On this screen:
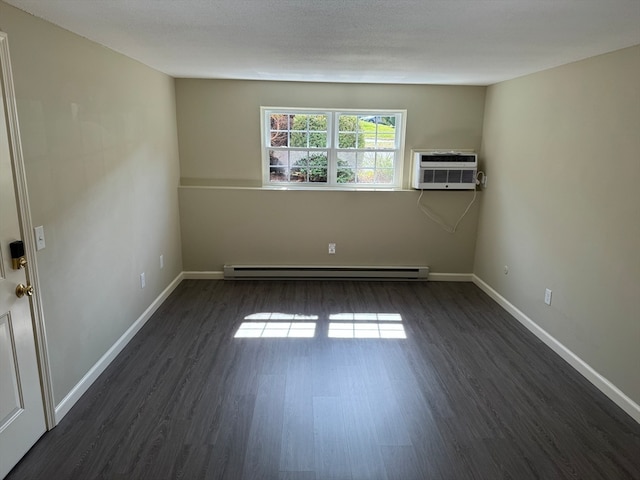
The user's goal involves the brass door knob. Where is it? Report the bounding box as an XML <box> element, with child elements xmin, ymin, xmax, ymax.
<box><xmin>15</xmin><ymin>283</ymin><xmax>34</xmax><ymax>298</ymax></box>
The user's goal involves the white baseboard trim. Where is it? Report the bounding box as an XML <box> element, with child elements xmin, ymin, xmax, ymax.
<box><xmin>472</xmin><ymin>274</ymin><xmax>640</xmax><ymax>424</ymax></box>
<box><xmin>54</xmin><ymin>272</ymin><xmax>185</xmax><ymax>423</ymax></box>
<box><xmin>183</xmin><ymin>270</ymin><xmax>224</xmax><ymax>280</ymax></box>
<box><xmin>182</xmin><ymin>271</ymin><xmax>472</xmax><ymax>282</ymax></box>
<box><xmin>428</xmin><ymin>273</ymin><xmax>473</xmax><ymax>282</ymax></box>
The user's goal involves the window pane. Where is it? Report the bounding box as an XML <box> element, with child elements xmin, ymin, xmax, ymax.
<box><xmin>337</xmin><ymin>152</ymin><xmax>355</xmax><ymax>183</ymax></box>
<box><xmin>339</xmin><ymin>115</ymin><xmax>366</xmax><ymax>148</ymax></box>
<box><xmin>376</xmin><ymin>153</ymin><xmax>394</xmax><ymax>169</ymax></box>
<box><xmin>308</xmin><ymin>152</ymin><xmax>328</xmax><ymax>183</ymax></box>
<box><xmin>360</xmin><ymin>122</ymin><xmax>377</xmax><ymax>149</ymax></box>
<box><xmin>270</xmin><ymin>167</ymin><xmax>287</xmax><ymax>182</ymax></box>
<box><xmin>338</xmin><ymin>115</ymin><xmax>358</xmax><ymax>132</ymax></box>
<box><xmin>375</xmin><ymin>169</ymin><xmax>394</xmax><ymax>184</ymax></box>
<box><xmin>308</xmin><ymin>114</ymin><xmax>327</xmax><ymax>130</ymax></box>
<box><xmin>309</xmin><ymin>169</ymin><xmax>327</xmax><ymax>183</ymax></box>
<box><xmin>270</xmin><ymin>130</ymin><xmax>288</xmax><ymax>147</ymax></box>
<box><xmin>308</xmin><ymin>152</ymin><xmax>328</xmax><ymax>167</ymax></box>
<box><xmin>291</xmin><ymin>114</ymin><xmax>308</xmax><ymax>130</ymax></box>
<box><xmin>270</xmin><ymin>114</ymin><xmax>291</xmax><ymax>147</ymax></box>
<box><xmin>337</xmin><ymin>152</ymin><xmax>356</xmax><ymax>168</ymax></box>
<box><xmin>357</xmin><ymin>169</ymin><xmax>375</xmax><ymax>183</ymax></box>
<box><xmin>270</xmin><ymin>113</ymin><xmax>283</xmax><ymax>129</ymax></box>
<box><xmin>309</xmin><ymin>132</ymin><xmax>327</xmax><ymax>148</ymax></box>
<box><xmin>288</xmin><ymin>114</ymin><xmax>329</xmax><ymax>148</ymax></box>
<box><xmin>379</xmin><ymin>116</ymin><xmax>396</xmax><ymax>127</ymax></box>
<box><xmin>290</xmin><ymin>167</ymin><xmax>307</xmax><ymax>182</ymax></box>
<box><xmin>290</xmin><ymin>150</ymin><xmax>307</xmax><ymax>166</ymax></box>
<box><xmin>270</xmin><ymin>150</ymin><xmax>289</xmax><ymax>167</ymax></box>
<box><xmin>339</xmin><ymin>133</ymin><xmax>357</xmax><ymax>149</ymax></box>
<box><xmin>351</xmin><ymin>116</ymin><xmax>397</xmax><ymax>150</ymax></box>
<box><xmin>358</xmin><ymin>152</ymin><xmax>375</xmax><ymax>168</ymax></box>
<box><xmin>337</xmin><ymin>169</ymin><xmax>355</xmax><ymax>183</ymax></box>
<box><xmin>290</xmin><ymin>131</ymin><xmax>307</xmax><ymax>147</ymax></box>
<box><xmin>376</xmin><ymin>132</ymin><xmax>396</xmax><ymax>149</ymax></box>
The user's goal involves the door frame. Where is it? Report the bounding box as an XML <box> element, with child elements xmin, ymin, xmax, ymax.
<box><xmin>1</xmin><ymin>30</ymin><xmax>56</xmax><ymax>430</ymax></box>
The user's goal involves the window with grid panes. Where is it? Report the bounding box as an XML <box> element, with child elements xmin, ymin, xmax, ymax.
<box><xmin>262</xmin><ymin>108</ymin><xmax>405</xmax><ymax>188</ymax></box>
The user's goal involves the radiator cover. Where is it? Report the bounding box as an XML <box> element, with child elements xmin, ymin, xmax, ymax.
<box><xmin>223</xmin><ymin>265</ymin><xmax>430</xmax><ymax>281</ymax></box>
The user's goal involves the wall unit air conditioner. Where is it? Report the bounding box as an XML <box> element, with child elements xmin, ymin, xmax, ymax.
<box><xmin>412</xmin><ymin>151</ymin><xmax>477</xmax><ymax>190</ymax></box>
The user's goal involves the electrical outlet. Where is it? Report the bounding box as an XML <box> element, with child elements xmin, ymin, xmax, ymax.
<box><xmin>481</xmin><ymin>175</ymin><xmax>488</xmax><ymax>188</ymax></box>
<box><xmin>160</xmin><ymin>254</ymin><xmax>164</xmax><ymax>269</ymax></box>
<box><xmin>140</xmin><ymin>272</ymin><xmax>146</xmax><ymax>289</ymax></box>
<box><xmin>544</xmin><ymin>288</ymin><xmax>552</xmax><ymax>305</ymax></box>
<box><xmin>328</xmin><ymin>243</ymin><xmax>336</xmax><ymax>254</ymax></box>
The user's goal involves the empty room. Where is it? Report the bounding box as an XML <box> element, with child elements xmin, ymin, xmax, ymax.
<box><xmin>0</xmin><ymin>1</ymin><xmax>639</xmax><ymax>479</ymax></box>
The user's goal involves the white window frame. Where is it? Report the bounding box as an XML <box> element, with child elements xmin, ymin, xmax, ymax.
<box><xmin>261</xmin><ymin>107</ymin><xmax>406</xmax><ymax>189</ymax></box>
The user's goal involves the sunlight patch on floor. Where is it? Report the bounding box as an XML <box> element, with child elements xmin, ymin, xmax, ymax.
<box><xmin>235</xmin><ymin>312</ymin><xmax>406</xmax><ymax>339</ymax></box>
<box><xmin>328</xmin><ymin>322</ymin><xmax>406</xmax><ymax>339</ymax></box>
<box><xmin>234</xmin><ymin>321</ymin><xmax>316</xmax><ymax>338</ymax></box>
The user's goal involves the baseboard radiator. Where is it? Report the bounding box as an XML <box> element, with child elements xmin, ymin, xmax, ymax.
<box><xmin>223</xmin><ymin>265</ymin><xmax>429</xmax><ymax>281</ymax></box>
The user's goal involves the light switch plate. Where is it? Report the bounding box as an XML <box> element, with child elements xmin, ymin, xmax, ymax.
<box><xmin>34</xmin><ymin>225</ymin><xmax>46</xmax><ymax>250</ymax></box>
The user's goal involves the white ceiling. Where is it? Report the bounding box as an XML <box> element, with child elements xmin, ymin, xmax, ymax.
<box><xmin>5</xmin><ymin>0</ymin><xmax>640</xmax><ymax>85</ymax></box>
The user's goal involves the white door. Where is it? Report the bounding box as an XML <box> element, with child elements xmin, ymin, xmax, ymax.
<box><xmin>0</xmin><ymin>35</ymin><xmax>46</xmax><ymax>478</ymax></box>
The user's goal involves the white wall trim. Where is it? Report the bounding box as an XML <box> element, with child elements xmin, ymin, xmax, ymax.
<box><xmin>183</xmin><ymin>270</ymin><xmax>225</xmax><ymax>280</ymax></box>
<box><xmin>472</xmin><ymin>274</ymin><xmax>640</xmax><ymax>424</ymax></box>
<box><xmin>428</xmin><ymin>273</ymin><xmax>473</xmax><ymax>282</ymax></box>
<box><xmin>54</xmin><ymin>272</ymin><xmax>185</xmax><ymax>423</ymax></box>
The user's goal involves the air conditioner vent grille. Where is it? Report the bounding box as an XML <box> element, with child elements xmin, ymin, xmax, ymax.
<box><xmin>421</xmin><ymin>168</ymin><xmax>476</xmax><ymax>185</ymax></box>
<box><xmin>461</xmin><ymin>169</ymin><xmax>475</xmax><ymax>183</ymax></box>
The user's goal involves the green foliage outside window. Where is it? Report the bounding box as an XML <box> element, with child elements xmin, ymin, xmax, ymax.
<box><xmin>288</xmin><ymin>153</ymin><xmax>355</xmax><ymax>183</ymax></box>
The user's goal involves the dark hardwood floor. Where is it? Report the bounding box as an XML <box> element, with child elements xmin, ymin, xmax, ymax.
<box><xmin>6</xmin><ymin>280</ymin><xmax>640</xmax><ymax>479</ymax></box>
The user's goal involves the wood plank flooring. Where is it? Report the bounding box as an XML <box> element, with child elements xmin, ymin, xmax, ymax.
<box><xmin>6</xmin><ymin>280</ymin><xmax>640</xmax><ymax>479</ymax></box>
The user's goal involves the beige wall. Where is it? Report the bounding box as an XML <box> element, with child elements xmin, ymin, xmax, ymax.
<box><xmin>0</xmin><ymin>3</ymin><xmax>183</xmax><ymax>404</ymax></box>
<box><xmin>176</xmin><ymin>79</ymin><xmax>486</xmax><ymax>272</ymax></box>
<box><xmin>474</xmin><ymin>46</ymin><xmax>640</xmax><ymax>405</ymax></box>
<box><xmin>179</xmin><ymin>187</ymin><xmax>480</xmax><ymax>271</ymax></box>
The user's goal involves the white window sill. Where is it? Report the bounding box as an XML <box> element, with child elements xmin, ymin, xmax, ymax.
<box><xmin>261</xmin><ymin>185</ymin><xmax>404</xmax><ymax>192</ymax></box>
<box><xmin>179</xmin><ymin>184</ymin><xmax>411</xmax><ymax>192</ymax></box>
<box><xmin>179</xmin><ymin>178</ymin><xmax>413</xmax><ymax>191</ymax></box>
